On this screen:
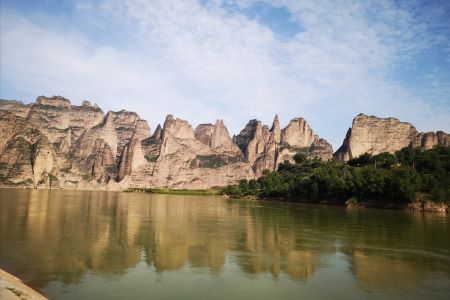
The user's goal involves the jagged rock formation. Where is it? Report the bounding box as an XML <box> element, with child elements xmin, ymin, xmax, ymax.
<box><xmin>236</xmin><ymin>115</ymin><xmax>333</xmax><ymax>176</ymax></box>
<box><xmin>0</xmin><ymin>97</ymin><xmax>150</xmax><ymax>189</ymax></box>
<box><xmin>71</xmin><ymin>110</ymin><xmax>151</xmax><ymax>183</ymax></box>
<box><xmin>334</xmin><ymin>114</ymin><xmax>450</xmax><ymax>161</ymax></box>
<box><xmin>195</xmin><ymin>119</ymin><xmax>242</xmax><ymax>154</ymax></box>
<box><xmin>0</xmin><ymin>99</ymin><xmax>31</xmax><ymax>118</ymax></box>
<box><xmin>0</xmin><ymin>111</ymin><xmax>81</xmax><ymax>188</ymax></box>
<box><xmin>0</xmin><ymin>95</ymin><xmax>335</xmax><ymax>189</ymax></box>
<box><xmin>133</xmin><ymin>115</ymin><xmax>252</xmax><ymax>189</ymax></box>
<box><xmin>26</xmin><ymin>96</ymin><xmax>105</xmax><ymax>153</ymax></box>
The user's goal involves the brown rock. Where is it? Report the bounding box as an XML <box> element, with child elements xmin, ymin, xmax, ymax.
<box><xmin>73</xmin><ymin>110</ymin><xmax>151</xmax><ymax>183</ymax></box>
<box><xmin>130</xmin><ymin>115</ymin><xmax>253</xmax><ymax>189</ymax></box>
<box><xmin>194</xmin><ymin>123</ymin><xmax>214</xmax><ymax>146</ymax></box>
<box><xmin>334</xmin><ymin>114</ymin><xmax>449</xmax><ymax>160</ymax></box>
<box><xmin>236</xmin><ymin>115</ymin><xmax>333</xmax><ymax>176</ymax></box>
<box><xmin>281</xmin><ymin>117</ymin><xmax>316</xmax><ymax>148</ymax></box>
<box><xmin>195</xmin><ymin>120</ymin><xmax>242</xmax><ymax>155</ymax></box>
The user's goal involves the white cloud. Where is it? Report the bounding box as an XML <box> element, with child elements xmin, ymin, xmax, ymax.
<box><xmin>1</xmin><ymin>0</ymin><xmax>449</xmax><ymax>149</ymax></box>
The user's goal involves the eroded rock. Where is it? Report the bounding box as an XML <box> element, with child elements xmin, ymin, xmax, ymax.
<box><xmin>334</xmin><ymin>114</ymin><xmax>449</xmax><ymax>161</ymax></box>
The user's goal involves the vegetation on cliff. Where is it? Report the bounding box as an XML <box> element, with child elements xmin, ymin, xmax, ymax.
<box><xmin>222</xmin><ymin>146</ymin><xmax>449</xmax><ymax>205</ymax></box>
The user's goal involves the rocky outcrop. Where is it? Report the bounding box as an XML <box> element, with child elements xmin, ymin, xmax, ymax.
<box><xmin>26</xmin><ymin>96</ymin><xmax>104</xmax><ymax>153</ymax></box>
<box><xmin>0</xmin><ymin>99</ymin><xmax>31</xmax><ymax>118</ymax></box>
<box><xmin>408</xmin><ymin>201</ymin><xmax>448</xmax><ymax>213</ymax></box>
<box><xmin>72</xmin><ymin>110</ymin><xmax>151</xmax><ymax>183</ymax></box>
<box><xmin>334</xmin><ymin>114</ymin><xmax>449</xmax><ymax>161</ymax></box>
<box><xmin>118</xmin><ymin>119</ymin><xmax>151</xmax><ymax>181</ymax></box>
<box><xmin>7</xmin><ymin>96</ymin><xmax>448</xmax><ymax>190</ymax></box>
<box><xmin>0</xmin><ymin>111</ymin><xmax>81</xmax><ymax>188</ymax></box>
<box><xmin>0</xmin><ymin>95</ymin><xmax>335</xmax><ymax>189</ymax></box>
<box><xmin>236</xmin><ymin>115</ymin><xmax>333</xmax><ymax>176</ymax></box>
<box><xmin>133</xmin><ymin>115</ymin><xmax>252</xmax><ymax>189</ymax></box>
<box><xmin>195</xmin><ymin>119</ymin><xmax>242</xmax><ymax>155</ymax></box>
<box><xmin>281</xmin><ymin>117</ymin><xmax>316</xmax><ymax>148</ymax></box>
<box><xmin>412</xmin><ymin>131</ymin><xmax>449</xmax><ymax>150</ymax></box>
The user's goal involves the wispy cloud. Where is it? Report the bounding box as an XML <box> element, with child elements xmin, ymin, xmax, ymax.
<box><xmin>1</xmin><ymin>0</ymin><xmax>449</xmax><ymax>148</ymax></box>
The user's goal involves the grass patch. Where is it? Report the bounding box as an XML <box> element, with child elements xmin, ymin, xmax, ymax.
<box><xmin>124</xmin><ymin>188</ymin><xmax>221</xmax><ymax>196</ymax></box>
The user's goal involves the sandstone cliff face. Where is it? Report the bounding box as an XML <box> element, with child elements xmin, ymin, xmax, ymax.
<box><xmin>72</xmin><ymin>110</ymin><xmax>151</xmax><ymax>183</ymax></box>
<box><xmin>133</xmin><ymin>115</ymin><xmax>252</xmax><ymax>189</ymax></box>
<box><xmin>412</xmin><ymin>131</ymin><xmax>449</xmax><ymax>150</ymax></box>
<box><xmin>195</xmin><ymin>119</ymin><xmax>242</xmax><ymax>154</ymax></box>
<box><xmin>26</xmin><ymin>96</ymin><xmax>105</xmax><ymax>153</ymax></box>
<box><xmin>236</xmin><ymin>115</ymin><xmax>333</xmax><ymax>176</ymax></box>
<box><xmin>334</xmin><ymin>114</ymin><xmax>450</xmax><ymax>161</ymax></box>
<box><xmin>0</xmin><ymin>96</ymin><xmax>336</xmax><ymax>189</ymax></box>
<box><xmin>0</xmin><ymin>97</ymin><xmax>150</xmax><ymax>189</ymax></box>
<box><xmin>0</xmin><ymin>111</ymin><xmax>81</xmax><ymax>188</ymax></box>
<box><xmin>0</xmin><ymin>99</ymin><xmax>31</xmax><ymax>118</ymax></box>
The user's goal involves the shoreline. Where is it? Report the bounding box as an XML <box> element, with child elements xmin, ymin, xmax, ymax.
<box><xmin>0</xmin><ymin>187</ymin><xmax>447</xmax><ymax>213</ymax></box>
<box><xmin>123</xmin><ymin>188</ymin><xmax>221</xmax><ymax>196</ymax></box>
<box><xmin>226</xmin><ymin>195</ymin><xmax>449</xmax><ymax>214</ymax></box>
<box><xmin>0</xmin><ymin>269</ymin><xmax>47</xmax><ymax>300</ymax></box>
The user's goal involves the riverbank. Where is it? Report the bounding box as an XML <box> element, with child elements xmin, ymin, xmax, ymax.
<box><xmin>226</xmin><ymin>194</ymin><xmax>448</xmax><ymax>213</ymax></box>
<box><xmin>124</xmin><ymin>188</ymin><xmax>221</xmax><ymax>196</ymax></box>
<box><xmin>0</xmin><ymin>186</ymin><xmax>446</xmax><ymax>213</ymax></box>
<box><xmin>124</xmin><ymin>187</ymin><xmax>448</xmax><ymax>213</ymax></box>
<box><xmin>0</xmin><ymin>269</ymin><xmax>47</xmax><ymax>300</ymax></box>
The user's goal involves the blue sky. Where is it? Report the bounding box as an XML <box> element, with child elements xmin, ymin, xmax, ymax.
<box><xmin>1</xmin><ymin>0</ymin><xmax>449</xmax><ymax>149</ymax></box>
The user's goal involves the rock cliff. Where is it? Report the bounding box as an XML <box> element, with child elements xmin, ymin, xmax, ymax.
<box><xmin>0</xmin><ymin>110</ymin><xmax>82</xmax><ymax>188</ymax></box>
<box><xmin>1</xmin><ymin>95</ymin><xmax>334</xmax><ymax>189</ymax></box>
<box><xmin>334</xmin><ymin>114</ymin><xmax>450</xmax><ymax>161</ymax></box>
<box><xmin>1</xmin><ymin>97</ymin><xmax>259</xmax><ymax>189</ymax></box>
<box><xmin>236</xmin><ymin>115</ymin><xmax>333</xmax><ymax>176</ymax></box>
<box><xmin>133</xmin><ymin>115</ymin><xmax>252</xmax><ymax>189</ymax></box>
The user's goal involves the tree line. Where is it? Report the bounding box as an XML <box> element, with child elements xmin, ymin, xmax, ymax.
<box><xmin>222</xmin><ymin>146</ymin><xmax>450</xmax><ymax>205</ymax></box>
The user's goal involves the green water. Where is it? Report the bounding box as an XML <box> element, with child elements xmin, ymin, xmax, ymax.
<box><xmin>0</xmin><ymin>189</ymin><xmax>449</xmax><ymax>299</ymax></box>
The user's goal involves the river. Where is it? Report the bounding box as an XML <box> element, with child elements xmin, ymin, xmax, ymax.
<box><xmin>0</xmin><ymin>189</ymin><xmax>449</xmax><ymax>299</ymax></box>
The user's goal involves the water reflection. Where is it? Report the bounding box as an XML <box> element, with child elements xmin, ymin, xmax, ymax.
<box><xmin>0</xmin><ymin>189</ymin><xmax>449</xmax><ymax>295</ymax></box>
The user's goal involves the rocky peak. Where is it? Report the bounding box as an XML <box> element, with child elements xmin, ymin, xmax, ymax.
<box><xmin>117</xmin><ymin>119</ymin><xmax>151</xmax><ymax>181</ymax></box>
<box><xmin>235</xmin><ymin>116</ymin><xmax>333</xmax><ymax>175</ymax></box>
<box><xmin>270</xmin><ymin>114</ymin><xmax>281</xmax><ymax>143</ymax></box>
<box><xmin>194</xmin><ymin>120</ymin><xmax>240</xmax><ymax>154</ymax></box>
<box><xmin>82</xmin><ymin>100</ymin><xmax>92</xmax><ymax>107</ymax></box>
<box><xmin>159</xmin><ymin>115</ymin><xmax>203</xmax><ymax>156</ymax></box>
<box><xmin>194</xmin><ymin>123</ymin><xmax>214</xmax><ymax>146</ymax></box>
<box><xmin>36</xmin><ymin>95</ymin><xmax>71</xmax><ymax>108</ymax></box>
<box><xmin>333</xmin><ymin>113</ymin><xmax>448</xmax><ymax>161</ymax></box>
<box><xmin>0</xmin><ymin>99</ymin><xmax>23</xmax><ymax>109</ymax></box>
<box><xmin>104</xmin><ymin>110</ymin><xmax>140</xmax><ymax>126</ymax></box>
<box><xmin>0</xmin><ymin>99</ymin><xmax>31</xmax><ymax>119</ymax></box>
<box><xmin>236</xmin><ymin>120</ymin><xmax>270</xmax><ymax>164</ymax></box>
<box><xmin>152</xmin><ymin>124</ymin><xmax>163</xmax><ymax>141</ymax></box>
<box><xmin>211</xmin><ymin>119</ymin><xmax>241</xmax><ymax>153</ymax></box>
<box><xmin>281</xmin><ymin>117</ymin><xmax>316</xmax><ymax>148</ymax></box>
<box><xmin>412</xmin><ymin>131</ymin><xmax>449</xmax><ymax>150</ymax></box>
<box><xmin>162</xmin><ymin>114</ymin><xmax>195</xmax><ymax>140</ymax></box>
<box><xmin>235</xmin><ymin>119</ymin><xmax>261</xmax><ymax>154</ymax></box>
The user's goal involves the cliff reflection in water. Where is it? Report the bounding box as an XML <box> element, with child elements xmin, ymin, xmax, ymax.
<box><xmin>1</xmin><ymin>189</ymin><xmax>449</xmax><ymax>294</ymax></box>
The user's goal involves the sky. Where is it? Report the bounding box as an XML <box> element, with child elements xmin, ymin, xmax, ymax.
<box><xmin>1</xmin><ymin>0</ymin><xmax>449</xmax><ymax>149</ymax></box>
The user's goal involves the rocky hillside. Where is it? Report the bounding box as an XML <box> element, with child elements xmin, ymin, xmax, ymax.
<box><xmin>334</xmin><ymin>114</ymin><xmax>449</xmax><ymax>161</ymax></box>
<box><xmin>0</xmin><ymin>96</ymin><xmax>333</xmax><ymax>189</ymax></box>
<box><xmin>2</xmin><ymin>97</ymin><xmax>446</xmax><ymax>189</ymax></box>
<box><xmin>235</xmin><ymin>115</ymin><xmax>333</xmax><ymax>177</ymax></box>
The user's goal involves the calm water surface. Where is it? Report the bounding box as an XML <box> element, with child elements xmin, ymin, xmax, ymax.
<box><xmin>0</xmin><ymin>189</ymin><xmax>449</xmax><ymax>299</ymax></box>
